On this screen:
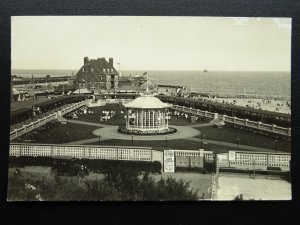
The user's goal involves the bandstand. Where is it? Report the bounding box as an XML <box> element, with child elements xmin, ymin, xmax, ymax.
<box><xmin>123</xmin><ymin>94</ymin><xmax>172</xmax><ymax>133</ymax></box>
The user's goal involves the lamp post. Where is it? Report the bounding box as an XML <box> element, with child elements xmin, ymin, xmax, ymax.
<box><xmin>131</xmin><ymin>135</ymin><xmax>134</xmax><ymax>146</ymax></box>
<box><xmin>66</xmin><ymin>131</ymin><xmax>69</xmax><ymax>143</ymax></box>
<box><xmin>200</xmin><ymin>133</ymin><xmax>205</xmax><ymax>149</ymax></box>
<box><xmin>274</xmin><ymin>139</ymin><xmax>278</xmax><ymax>151</ymax></box>
<box><xmin>99</xmin><ymin>133</ymin><xmax>101</xmax><ymax>143</ymax></box>
<box><xmin>236</xmin><ymin>138</ymin><xmax>240</xmax><ymax>151</ymax></box>
<box><xmin>165</xmin><ymin>134</ymin><xmax>168</xmax><ymax>148</ymax></box>
<box><xmin>253</xmin><ymin>159</ymin><xmax>256</xmax><ymax>179</ymax></box>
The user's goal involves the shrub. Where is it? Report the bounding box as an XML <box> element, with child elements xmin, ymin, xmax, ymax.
<box><xmin>7</xmin><ymin>168</ymin><xmax>198</xmax><ymax>201</ymax></box>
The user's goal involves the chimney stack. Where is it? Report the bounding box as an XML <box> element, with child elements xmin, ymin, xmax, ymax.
<box><xmin>109</xmin><ymin>57</ymin><xmax>113</xmax><ymax>67</ymax></box>
<box><xmin>84</xmin><ymin>57</ymin><xmax>89</xmax><ymax>65</ymax></box>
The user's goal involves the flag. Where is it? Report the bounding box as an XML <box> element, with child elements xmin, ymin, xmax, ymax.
<box><xmin>143</xmin><ymin>72</ymin><xmax>147</xmax><ymax>76</ymax></box>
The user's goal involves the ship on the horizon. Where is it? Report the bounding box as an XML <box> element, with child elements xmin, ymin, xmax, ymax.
<box><xmin>203</xmin><ymin>69</ymin><xmax>208</xmax><ymax>72</ymax></box>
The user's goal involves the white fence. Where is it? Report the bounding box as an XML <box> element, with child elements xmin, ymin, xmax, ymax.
<box><xmin>173</xmin><ymin>105</ymin><xmax>215</xmax><ymax>119</ymax></box>
<box><xmin>9</xmin><ymin>142</ymin><xmax>291</xmax><ymax>173</ymax></box>
<box><xmin>9</xmin><ymin>143</ymin><xmax>163</xmax><ymax>163</ymax></box>
<box><xmin>172</xmin><ymin>105</ymin><xmax>291</xmax><ymax>137</ymax></box>
<box><xmin>10</xmin><ymin>101</ymin><xmax>86</xmax><ymax>141</ymax></box>
<box><xmin>218</xmin><ymin>151</ymin><xmax>291</xmax><ymax>172</ymax></box>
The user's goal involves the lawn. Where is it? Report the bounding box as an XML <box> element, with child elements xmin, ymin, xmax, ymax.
<box><xmin>87</xmin><ymin>139</ymin><xmax>236</xmax><ymax>153</ymax></box>
<box><xmin>194</xmin><ymin>126</ymin><xmax>291</xmax><ymax>152</ymax></box>
<box><xmin>32</xmin><ymin>122</ymin><xmax>98</xmax><ymax>144</ymax></box>
<box><xmin>66</xmin><ymin>105</ymin><xmax>126</xmax><ymax>125</ymax></box>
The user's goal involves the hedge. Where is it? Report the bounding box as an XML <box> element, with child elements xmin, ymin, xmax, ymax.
<box><xmin>175</xmin><ymin>167</ymin><xmax>208</xmax><ymax>174</ymax></box>
<box><xmin>9</xmin><ymin>156</ymin><xmax>162</xmax><ymax>174</ymax></box>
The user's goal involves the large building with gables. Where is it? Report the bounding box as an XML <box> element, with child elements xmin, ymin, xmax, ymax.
<box><xmin>75</xmin><ymin>57</ymin><xmax>119</xmax><ymax>91</ymax></box>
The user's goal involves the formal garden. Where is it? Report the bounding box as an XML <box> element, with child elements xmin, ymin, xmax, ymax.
<box><xmin>11</xmin><ymin>104</ymin><xmax>291</xmax><ymax>152</ymax></box>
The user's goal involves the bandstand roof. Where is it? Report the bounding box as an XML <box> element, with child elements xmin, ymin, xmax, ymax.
<box><xmin>124</xmin><ymin>94</ymin><xmax>171</xmax><ymax>109</ymax></box>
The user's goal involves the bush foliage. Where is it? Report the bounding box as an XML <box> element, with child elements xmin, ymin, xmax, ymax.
<box><xmin>8</xmin><ymin>166</ymin><xmax>198</xmax><ymax>201</ymax></box>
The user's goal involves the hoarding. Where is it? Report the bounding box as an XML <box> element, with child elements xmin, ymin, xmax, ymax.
<box><xmin>164</xmin><ymin>150</ymin><xmax>175</xmax><ymax>172</ymax></box>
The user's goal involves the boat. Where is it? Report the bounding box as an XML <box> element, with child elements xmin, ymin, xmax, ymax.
<box><xmin>203</xmin><ymin>69</ymin><xmax>208</xmax><ymax>72</ymax></box>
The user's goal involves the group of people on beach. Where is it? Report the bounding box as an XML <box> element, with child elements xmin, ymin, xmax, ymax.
<box><xmin>185</xmin><ymin>93</ymin><xmax>290</xmax><ymax>114</ymax></box>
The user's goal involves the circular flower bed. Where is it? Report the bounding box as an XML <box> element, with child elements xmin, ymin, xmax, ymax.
<box><xmin>118</xmin><ymin>126</ymin><xmax>177</xmax><ymax>136</ymax></box>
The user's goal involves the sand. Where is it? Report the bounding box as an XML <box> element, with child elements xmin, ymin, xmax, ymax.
<box><xmin>216</xmin><ymin>173</ymin><xmax>291</xmax><ymax>200</ymax></box>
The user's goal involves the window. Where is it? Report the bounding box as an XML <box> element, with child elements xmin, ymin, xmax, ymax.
<box><xmin>91</xmin><ymin>68</ymin><xmax>94</xmax><ymax>72</ymax></box>
<box><xmin>82</xmin><ymin>68</ymin><xmax>85</xmax><ymax>72</ymax></box>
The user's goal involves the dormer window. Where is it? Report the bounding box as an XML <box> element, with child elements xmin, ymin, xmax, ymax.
<box><xmin>82</xmin><ymin>68</ymin><xmax>85</xmax><ymax>72</ymax></box>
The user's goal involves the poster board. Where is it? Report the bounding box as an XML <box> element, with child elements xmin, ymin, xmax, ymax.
<box><xmin>164</xmin><ymin>150</ymin><xmax>175</xmax><ymax>172</ymax></box>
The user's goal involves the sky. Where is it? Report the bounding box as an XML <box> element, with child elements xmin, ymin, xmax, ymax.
<box><xmin>11</xmin><ymin>16</ymin><xmax>291</xmax><ymax>71</ymax></box>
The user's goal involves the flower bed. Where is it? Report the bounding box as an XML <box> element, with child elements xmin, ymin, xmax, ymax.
<box><xmin>118</xmin><ymin>126</ymin><xmax>177</xmax><ymax>136</ymax></box>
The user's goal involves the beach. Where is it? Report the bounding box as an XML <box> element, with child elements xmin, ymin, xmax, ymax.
<box><xmin>191</xmin><ymin>96</ymin><xmax>291</xmax><ymax>114</ymax></box>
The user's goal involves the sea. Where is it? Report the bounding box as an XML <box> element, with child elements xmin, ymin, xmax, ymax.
<box><xmin>11</xmin><ymin>69</ymin><xmax>291</xmax><ymax>100</ymax></box>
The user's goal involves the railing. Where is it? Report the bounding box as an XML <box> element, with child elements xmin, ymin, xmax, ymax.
<box><xmin>172</xmin><ymin>105</ymin><xmax>291</xmax><ymax>137</ymax></box>
<box><xmin>172</xmin><ymin>105</ymin><xmax>215</xmax><ymax>119</ymax></box>
<box><xmin>225</xmin><ymin>151</ymin><xmax>291</xmax><ymax>172</ymax></box>
<box><xmin>9</xmin><ymin>143</ymin><xmax>163</xmax><ymax>163</ymax></box>
<box><xmin>10</xmin><ymin>101</ymin><xmax>86</xmax><ymax>141</ymax></box>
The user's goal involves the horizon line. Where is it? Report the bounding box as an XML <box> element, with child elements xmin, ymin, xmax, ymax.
<box><xmin>11</xmin><ymin>68</ymin><xmax>291</xmax><ymax>73</ymax></box>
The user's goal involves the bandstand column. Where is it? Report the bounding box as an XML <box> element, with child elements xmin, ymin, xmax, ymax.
<box><xmin>126</xmin><ymin>109</ymin><xmax>129</xmax><ymax>128</ymax></box>
<box><xmin>162</xmin><ymin>109</ymin><xmax>165</xmax><ymax>127</ymax></box>
<box><xmin>139</xmin><ymin>110</ymin><xmax>143</xmax><ymax>129</ymax></box>
<box><xmin>166</xmin><ymin>110</ymin><xmax>169</xmax><ymax>128</ymax></box>
<box><xmin>158</xmin><ymin>109</ymin><xmax>163</xmax><ymax>127</ymax></box>
<box><xmin>148</xmin><ymin>110</ymin><xmax>150</xmax><ymax>129</ymax></box>
<box><xmin>152</xmin><ymin>110</ymin><xmax>155</xmax><ymax>128</ymax></box>
<box><xmin>136</xmin><ymin>110</ymin><xmax>139</xmax><ymax>128</ymax></box>
<box><xmin>141</xmin><ymin>110</ymin><xmax>144</xmax><ymax>130</ymax></box>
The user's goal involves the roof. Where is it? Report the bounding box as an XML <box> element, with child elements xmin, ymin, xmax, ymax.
<box><xmin>139</xmin><ymin>80</ymin><xmax>155</xmax><ymax>89</ymax></box>
<box><xmin>118</xmin><ymin>76</ymin><xmax>130</xmax><ymax>82</ymax></box>
<box><xmin>33</xmin><ymin>95</ymin><xmax>86</xmax><ymax>108</ymax></box>
<box><xmin>11</xmin><ymin>107</ymin><xmax>32</xmax><ymax>117</ymax></box>
<box><xmin>75</xmin><ymin>57</ymin><xmax>118</xmax><ymax>82</ymax></box>
<box><xmin>158</xmin><ymin>84</ymin><xmax>186</xmax><ymax>89</ymax></box>
<box><xmin>124</xmin><ymin>94</ymin><xmax>171</xmax><ymax>109</ymax></box>
<box><xmin>73</xmin><ymin>88</ymin><xmax>91</xmax><ymax>94</ymax></box>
